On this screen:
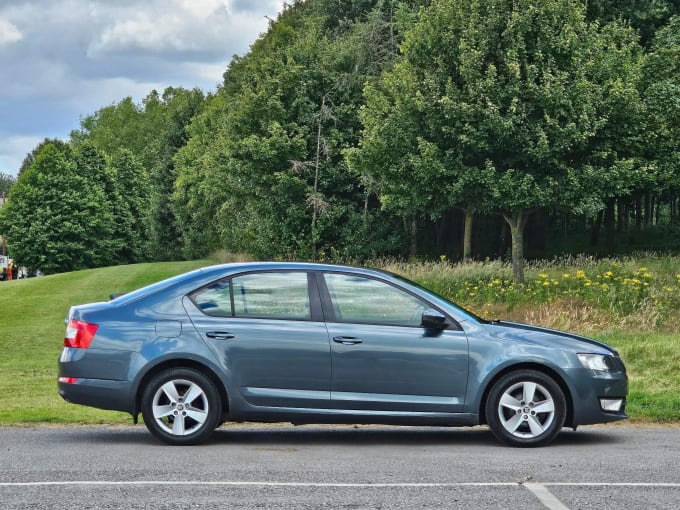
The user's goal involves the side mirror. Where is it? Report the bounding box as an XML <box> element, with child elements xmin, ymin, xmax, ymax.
<box><xmin>421</xmin><ymin>309</ymin><xmax>449</xmax><ymax>330</ymax></box>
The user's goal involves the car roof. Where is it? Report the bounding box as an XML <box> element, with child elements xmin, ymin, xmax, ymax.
<box><xmin>110</xmin><ymin>262</ymin><xmax>394</xmax><ymax>307</ymax></box>
<box><xmin>197</xmin><ymin>261</ymin><xmax>389</xmax><ymax>276</ymax></box>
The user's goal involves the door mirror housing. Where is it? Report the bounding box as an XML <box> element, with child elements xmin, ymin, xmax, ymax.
<box><xmin>421</xmin><ymin>309</ymin><xmax>449</xmax><ymax>330</ymax></box>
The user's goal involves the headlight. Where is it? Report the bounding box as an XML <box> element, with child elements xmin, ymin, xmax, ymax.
<box><xmin>577</xmin><ymin>353</ymin><xmax>614</xmax><ymax>372</ymax></box>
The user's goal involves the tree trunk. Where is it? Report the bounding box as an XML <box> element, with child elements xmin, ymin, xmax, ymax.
<box><xmin>310</xmin><ymin>97</ymin><xmax>324</xmax><ymax>262</ymax></box>
<box><xmin>653</xmin><ymin>194</ymin><xmax>658</xmax><ymax>225</ymax></box>
<box><xmin>363</xmin><ymin>191</ymin><xmax>369</xmax><ymax>223</ymax></box>
<box><xmin>590</xmin><ymin>209</ymin><xmax>604</xmax><ymax>247</ymax></box>
<box><xmin>616</xmin><ymin>198</ymin><xmax>625</xmax><ymax>233</ymax></box>
<box><xmin>605</xmin><ymin>199</ymin><xmax>616</xmax><ymax>252</ymax></box>
<box><xmin>644</xmin><ymin>192</ymin><xmax>652</xmax><ymax>228</ymax></box>
<box><xmin>503</xmin><ymin>211</ymin><xmax>529</xmax><ymax>284</ymax></box>
<box><xmin>410</xmin><ymin>217</ymin><xmax>417</xmax><ymax>258</ymax></box>
<box><xmin>635</xmin><ymin>194</ymin><xmax>643</xmax><ymax>228</ymax></box>
<box><xmin>463</xmin><ymin>210</ymin><xmax>473</xmax><ymax>262</ymax></box>
<box><xmin>435</xmin><ymin>213</ymin><xmax>448</xmax><ymax>256</ymax></box>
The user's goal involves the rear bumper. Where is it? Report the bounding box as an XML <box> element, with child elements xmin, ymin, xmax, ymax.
<box><xmin>58</xmin><ymin>377</ymin><xmax>134</xmax><ymax>414</ymax></box>
<box><xmin>58</xmin><ymin>347</ymin><xmax>136</xmax><ymax>414</ymax></box>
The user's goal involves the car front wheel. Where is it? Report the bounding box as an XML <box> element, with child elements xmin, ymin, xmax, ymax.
<box><xmin>486</xmin><ymin>369</ymin><xmax>566</xmax><ymax>447</ymax></box>
<box><xmin>141</xmin><ymin>368</ymin><xmax>222</xmax><ymax>445</ymax></box>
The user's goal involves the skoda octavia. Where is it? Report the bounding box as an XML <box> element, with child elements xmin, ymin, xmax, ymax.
<box><xmin>58</xmin><ymin>262</ymin><xmax>628</xmax><ymax>446</ymax></box>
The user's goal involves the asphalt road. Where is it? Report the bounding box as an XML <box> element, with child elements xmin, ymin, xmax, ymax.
<box><xmin>1</xmin><ymin>424</ymin><xmax>679</xmax><ymax>509</ymax></box>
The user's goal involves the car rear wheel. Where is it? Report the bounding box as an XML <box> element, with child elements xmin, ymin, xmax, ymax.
<box><xmin>141</xmin><ymin>368</ymin><xmax>221</xmax><ymax>445</ymax></box>
<box><xmin>486</xmin><ymin>369</ymin><xmax>566</xmax><ymax>447</ymax></box>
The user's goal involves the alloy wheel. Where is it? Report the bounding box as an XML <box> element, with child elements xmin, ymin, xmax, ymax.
<box><xmin>151</xmin><ymin>378</ymin><xmax>210</xmax><ymax>436</ymax></box>
<box><xmin>497</xmin><ymin>381</ymin><xmax>556</xmax><ymax>439</ymax></box>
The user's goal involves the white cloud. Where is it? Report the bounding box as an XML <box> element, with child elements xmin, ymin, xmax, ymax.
<box><xmin>0</xmin><ymin>18</ymin><xmax>22</xmax><ymax>46</ymax></box>
<box><xmin>87</xmin><ymin>0</ymin><xmax>279</xmax><ymax>58</ymax></box>
<box><xmin>184</xmin><ymin>61</ymin><xmax>229</xmax><ymax>86</ymax></box>
<box><xmin>0</xmin><ymin>0</ymin><xmax>286</xmax><ymax>176</ymax></box>
<box><xmin>67</xmin><ymin>76</ymin><xmax>167</xmax><ymax>111</ymax></box>
<box><xmin>0</xmin><ymin>135</ymin><xmax>42</xmax><ymax>175</ymax></box>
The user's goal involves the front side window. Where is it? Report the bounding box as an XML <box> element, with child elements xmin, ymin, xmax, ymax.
<box><xmin>233</xmin><ymin>272</ymin><xmax>311</xmax><ymax>320</ymax></box>
<box><xmin>323</xmin><ymin>273</ymin><xmax>427</xmax><ymax>326</ymax></box>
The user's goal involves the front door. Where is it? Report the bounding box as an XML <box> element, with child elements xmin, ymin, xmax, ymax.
<box><xmin>321</xmin><ymin>272</ymin><xmax>469</xmax><ymax>412</ymax></box>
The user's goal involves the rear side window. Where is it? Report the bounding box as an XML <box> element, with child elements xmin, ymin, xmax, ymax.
<box><xmin>192</xmin><ymin>280</ymin><xmax>232</xmax><ymax>317</ymax></box>
<box><xmin>191</xmin><ymin>272</ymin><xmax>311</xmax><ymax>321</ymax></box>
<box><xmin>233</xmin><ymin>272</ymin><xmax>310</xmax><ymax>320</ymax></box>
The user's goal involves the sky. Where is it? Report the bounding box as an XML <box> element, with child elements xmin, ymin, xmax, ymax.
<box><xmin>0</xmin><ymin>0</ymin><xmax>286</xmax><ymax>177</ymax></box>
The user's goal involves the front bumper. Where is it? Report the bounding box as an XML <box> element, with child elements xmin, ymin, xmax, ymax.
<box><xmin>567</xmin><ymin>367</ymin><xmax>628</xmax><ymax>426</ymax></box>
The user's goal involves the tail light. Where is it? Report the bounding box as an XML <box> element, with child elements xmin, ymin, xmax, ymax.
<box><xmin>64</xmin><ymin>320</ymin><xmax>99</xmax><ymax>349</ymax></box>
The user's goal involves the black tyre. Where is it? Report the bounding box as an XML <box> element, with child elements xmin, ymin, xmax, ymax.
<box><xmin>485</xmin><ymin>369</ymin><xmax>566</xmax><ymax>447</ymax></box>
<box><xmin>141</xmin><ymin>368</ymin><xmax>222</xmax><ymax>445</ymax></box>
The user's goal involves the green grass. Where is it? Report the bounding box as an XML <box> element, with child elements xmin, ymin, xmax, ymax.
<box><xmin>599</xmin><ymin>332</ymin><xmax>680</xmax><ymax>422</ymax></box>
<box><xmin>0</xmin><ymin>255</ymin><xmax>678</xmax><ymax>424</ymax></box>
<box><xmin>383</xmin><ymin>254</ymin><xmax>680</xmax><ymax>332</ymax></box>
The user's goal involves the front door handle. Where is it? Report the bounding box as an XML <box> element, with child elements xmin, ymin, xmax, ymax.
<box><xmin>333</xmin><ymin>336</ymin><xmax>363</xmax><ymax>345</ymax></box>
<box><xmin>206</xmin><ymin>331</ymin><xmax>235</xmax><ymax>340</ymax></box>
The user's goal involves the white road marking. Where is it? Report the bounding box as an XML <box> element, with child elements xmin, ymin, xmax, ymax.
<box><xmin>546</xmin><ymin>483</ymin><xmax>680</xmax><ymax>487</ymax></box>
<box><xmin>1</xmin><ymin>481</ymin><xmax>679</xmax><ymax>488</ymax></box>
<box><xmin>524</xmin><ymin>483</ymin><xmax>571</xmax><ymax>510</ymax></box>
<box><xmin>0</xmin><ymin>481</ymin><xmax>518</xmax><ymax>487</ymax></box>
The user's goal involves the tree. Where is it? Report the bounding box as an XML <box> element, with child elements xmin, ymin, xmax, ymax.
<box><xmin>70</xmin><ymin>88</ymin><xmax>205</xmax><ymax>261</ymax></box>
<box><xmin>173</xmin><ymin>1</ymin><xmax>414</xmax><ymax>260</ymax></box>
<box><xmin>0</xmin><ymin>172</ymin><xmax>15</xmax><ymax>196</ymax></box>
<box><xmin>641</xmin><ymin>16</ymin><xmax>680</xmax><ymax>224</ymax></box>
<box><xmin>352</xmin><ymin>0</ymin><xmax>643</xmax><ymax>281</ymax></box>
<box><xmin>108</xmin><ymin>149</ymin><xmax>152</xmax><ymax>262</ymax></box>
<box><xmin>0</xmin><ymin>143</ymin><xmax>114</xmax><ymax>273</ymax></box>
<box><xmin>147</xmin><ymin>88</ymin><xmax>205</xmax><ymax>260</ymax></box>
<box><xmin>70</xmin><ymin>97</ymin><xmax>158</xmax><ymax>170</ymax></box>
<box><xmin>18</xmin><ymin>138</ymin><xmax>70</xmax><ymax>177</ymax></box>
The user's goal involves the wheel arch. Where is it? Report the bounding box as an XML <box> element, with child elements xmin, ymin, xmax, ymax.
<box><xmin>133</xmin><ymin>359</ymin><xmax>230</xmax><ymax>424</ymax></box>
<box><xmin>477</xmin><ymin>363</ymin><xmax>574</xmax><ymax>428</ymax></box>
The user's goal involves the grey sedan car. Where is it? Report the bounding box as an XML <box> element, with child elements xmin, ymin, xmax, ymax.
<box><xmin>58</xmin><ymin>262</ymin><xmax>628</xmax><ymax>446</ymax></box>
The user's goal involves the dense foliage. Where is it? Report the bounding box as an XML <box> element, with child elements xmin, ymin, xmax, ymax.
<box><xmin>0</xmin><ymin>144</ymin><xmax>114</xmax><ymax>273</ymax></box>
<box><xmin>0</xmin><ymin>0</ymin><xmax>678</xmax><ymax>278</ymax></box>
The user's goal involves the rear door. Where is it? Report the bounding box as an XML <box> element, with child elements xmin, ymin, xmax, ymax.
<box><xmin>185</xmin><ymin>271</ymin><xmax>331</xmax><ymax>409</ymax></box>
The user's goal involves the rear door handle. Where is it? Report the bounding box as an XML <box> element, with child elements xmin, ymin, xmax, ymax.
<box><xmin>206</xmin><ymin>331</ymin><xmax>235</xmax><ymax>340</ymax></box>
<box><xmin>333</xmin><ymin>336</ymin><xmax>363</xmax><ymax>345</ymax></box>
